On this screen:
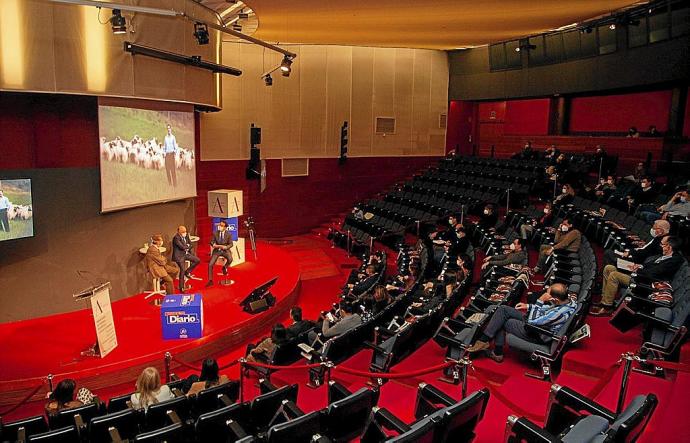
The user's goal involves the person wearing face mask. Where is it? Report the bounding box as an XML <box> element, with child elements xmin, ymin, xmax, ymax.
<box><xmin>450</xmin><ymin>224</ymin><xmax>470</xmax><ymax>255</ymax></box>
<box><xmin>520</xmin><ymin>204</ymin><xmax>553</xmax><ymax>240</ymax></box>
<box><xmin>206</xmin><ymin>220</ymin><xmax>233</xmax><ymax>287</ymax></box>
<box><xmin>172</xmin><ymin>225</ymin><xmax>201</xmax><ymax>293</ymax></box>
<box><xmin>145</xmin><ymin>234</ymin><xmax>180</xmax><ymax>295</ymax></box>
<box><xmin>593</xmin><ymin>176</ymin><xmax>616</xmax><ymax>201</ymax></box>
<box><xmin>553</xmin><ymin>184</ymin><xmax>575</xmax><ymax>206</ymax></box>
<box><xmin>626</xmin><ymin>177</ymin><xmax>657</xmax><ymax>212</ymax></box>
<box><xmin>478</xmin><ymin>205</ymin><xmax>498</xmax><ymax>230</ymax></box>
<box><xmin>481</xmin><ymin>239</ymin><xmax>528</xmax><ymax>271</ymax></box>
<box><xmin>603</xmin><ymin>219</ymin><xmax>670</xmax><ymax>267</ymax></box>
<box><xmin>639</xmin><ymin>190</ymin><xmax>690</xmax><ymax>223</ymax></box>
<box><xmin>534</xmin><ymin>219</ymin><xmax>581</xmax><ymax>273</ymax></box>
<box><xmin>592</xmin><ymin>235</ymin><xmax>685</xmax><ymax>316</ymax></box>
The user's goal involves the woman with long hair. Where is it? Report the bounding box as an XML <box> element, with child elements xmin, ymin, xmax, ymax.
<box><xmin>186</xmin><ymin>359</ymin><xmax>230</xmax><ymax>396</ymax></box>
<box><xmin>45</xmin><ymin>379</ymin><xmax>83</xmax><ymax>415</ymax></box>
<box><xmin>130</xmin><ymin>367</ymin><xmax>173</xmax><ymax>410</ymax></box>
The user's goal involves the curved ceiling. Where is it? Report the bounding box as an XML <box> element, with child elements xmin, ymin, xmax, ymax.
<box><xmin>201</xmin><ymin>0</ymin><xmax>641</xmax><ymax>49</ymax></box>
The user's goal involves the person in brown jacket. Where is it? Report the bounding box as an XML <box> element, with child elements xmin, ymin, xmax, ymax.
<box><xmin>534</xmin><ymin>219</ymin><xmax>581</xmax><ymax>273</ymax></box>
<box><xmin>145</xmin><ymin>234</ymin><xmax>179</xmax><ymax>295</ymax></box>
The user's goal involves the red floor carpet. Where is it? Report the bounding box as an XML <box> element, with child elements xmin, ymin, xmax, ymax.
<box><xmin>1</xmin><ymin>234</ymin><xmax>689</xmax><ymax>443</ymax></box>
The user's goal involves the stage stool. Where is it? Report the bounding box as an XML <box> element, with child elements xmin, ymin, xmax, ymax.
<box><xmin>214</xmin><ymin>256</ymin><xmax>234</xmax><ymax>286</ymax></box>
<box><xmin>143</xmin><ymin>268</ymin><xmax>165</xmax><ymax>306</ymax></box>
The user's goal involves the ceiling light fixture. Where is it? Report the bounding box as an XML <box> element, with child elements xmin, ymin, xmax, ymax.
<box><xmin>110</xmin><ymin>9</ymin><xmax>127</xmax><ymax>34</ymax></box>
<box><xmin>193</xmin><ymin>22</ymin><xmax>209</xmax><ymax>45</ymax></box>
<box><xmin>264</xmin><ymin>74</ymin><xmax>273</xmax><ymax>86</ymax></box>
<box><xmin>280</xmin><ymin>56</ymin><xmax>293</xmax><ymax>76</ymax></box>
<box><xmin>609</xmin><ymin>23</ymin><xmax>616</xmax><ymax>30</ymax></box>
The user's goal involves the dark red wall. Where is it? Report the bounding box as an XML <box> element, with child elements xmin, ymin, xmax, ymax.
<box><xmin>503</xmin><ymin>98</ymin><xmax>551</xmax><ymax>135</ymax></box>
<box><xmin>569</xmin><ymin>90</ymin><xmax>673</xmax><ymax>133</ymax></box>
<box><xmin>446</xmin><ymin>100</ymin><xmax>476</xmax><ymax>155</ymax></box>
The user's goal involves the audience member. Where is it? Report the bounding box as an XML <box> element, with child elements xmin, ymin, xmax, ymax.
<box><xmin>591</xmin><ymin>236</ymin><xmax>685</xmax><ymax>316</ymax></box>
<box><xmin>626</xmin><ymin>177</ymin><xmax>657</xmax><ymax>212</ymax></box>
<box><xmin>344</xmin><ymin>264</ymin><xmax>379</xmax><ymax>297</ymax></box>
<box><xmin>246</xmin><ymin>324</ymin><xmax>290</xmax><ymax>363</ymax></box>
<box><xmin>592</xmin><ymin>175</ymin><xmax>617</xmax><ymax>201</ymax></box>
<box><xmin>481</xmin><ymin>239</ymin><xmax>528</xmax><ymax>271</ymax></box>
<box><xmin>603</xmin><ymin>219</ymin><xmax>670</xmax><ymax>267</ymax></box>
<box><xmin>553</xmin><ymin>183</ymin><xmax>576</xmax><ymax>206</ymax></box>
<box><xmin>477</xmin><ymin>204</ymin><xmax>498</xmax><ymax>230</ymax></box>
<box><xmin>534</xmin><ymin>219</ymin><xmax>581</xmax><ymax>273</ymax></box>
<box><xmin>639</xmin><ymin>190</ymin><xmax>690</xmax><ymax>222</ymax></box>
<box><xmin>309</xmin><ymin>303</ymin><xmax>362</xmax><ymax>344</ymax></box>
<box><xmin>466</xmin><ymin>283</ymin><xmax>576</xmax><ymax>362</ymax></box>
<box><xmin>520</xmin><ymin>203</ymin><xmax>553</xmax><ymax>240</ymax></box>
<box><xmin>627</xmin><ymin>126</ymin><xmax>640</xmax><ymax>138</ymax></box>
<box><xmin>370</xmin><ymin>285</ymin><xmax>393</xmax><ymax>315</ymax></box>
<box><xmin>286</xmin><ymin>307</ymin><xmax>315</xmax><ymax>339</ymax></box>
<box><xmin>186</xmin><ymin>359</ymin><xmax>230</xmax><ymax>396</ymax></box>
<box><xmin>45</xmin><ymin>379</ymin><xmax>86</xmax><ymax>415</ymax></box>
<box><xmin>646</xmin><ymin>125</ymin><xmax>662</xmax><ymax>137</ymax></box>
<box><xmin>131</xmin><ymin>367</ymin><xmax>174</xmax><ymax>410</ymax></box>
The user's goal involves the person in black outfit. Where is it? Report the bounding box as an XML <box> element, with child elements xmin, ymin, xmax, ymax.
<box><xmin>626</xmin><ymin>177</ymin><xmax>657</xmax><ymax>212</ymax></box>
<box><xmin>206</xmin><ymin>220</ymin><xmax>233</xmax><ymax>287</ymax></box>
<box><xmin>603</xmin><ymin>219</ymin><xmax>669</xmax><ymax>267</ymax></box>
<box><xmin>286</xmin><ymin>307</ymin><xmax>315</xmax><ymax>340</ymax></box>
<box><xmin>478</xmin><ymin>204</ymin><xmax>498</xmax><ymax>230</ymax></box>
<box><xmin>344</xmin><ymin>265</ymin><xmax>378</xmax><ymax>298</ymax></box>
<box><xmin>172</xmin><ymin>225</ymin><xmax>201</xmax><ymax>292</ymax></box>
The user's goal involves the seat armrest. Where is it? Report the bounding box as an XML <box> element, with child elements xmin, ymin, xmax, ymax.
<box><xmin>635</xmin><ymin>311</ymin><xmax>675</xmax><ymax>330</ymax></box>
<box><xmin>74</xmin><ymin>413</ymin><xmax>85</xmax><ymax>431</ymax></box>
<box><xmin>220</xmin><ymin>394</ymin><xmax>233</xmax><ymax>407</ymax></box>
<box><xmin>435</xmin><ymin>333</ymin><xmax>467</xmax><ymax>349</ymax></box>
<box><xmin>172</xmin><ymin>388</ymin><xmax>184</xmax><ymax>397</ymax></box>
<box><xmin>550</xmin><ymin>386</ymin><xmax>616</xmax><ymax>422</ymax></box>
<box><xmin>167</xmin><ymin>410</ymin><xmax>182</xmax><ymax>425</ymax></box>
<box><xmin>626</xmin><ymin>294</ymin><xmax>671</xmax><ymax>310</ymax></box>
<box><xmin>363</xmin><ymin>341</ymin><xmax>387</xmax><ymax>354</ymax></box>
<box><xmin>281</xmin><ymin>399</ymin><xmax>305</xmax><ymax>419</ymax></box>
<box><xmin>17</xmin><ymin>428</ymin><xmax>27</xmax><ymax>443</ymax></box>
<box><xmin>259</xmin><ymin>378</ymin><xmax>279</xmax><ymax>394</ymax></box>
<box><xmin>505</xmin><ymin>416</ymin><xmax>555</xmax><ymax>443</ymax></box>
<box><xmin>524</xmin><ymin>323</ymin><xmax>560</xmax><ymax>339</ymax></box>
<box><xmin>108</xmin><ymin>427</ymin><xmax>124</xmax><ymax>443</ymax></box>
<box><xmin>374</xmin><ymin>407</ymin><xmax>411</xmax><ymax>434</ymax></box>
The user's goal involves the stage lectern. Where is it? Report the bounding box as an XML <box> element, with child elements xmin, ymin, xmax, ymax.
<box><xmin>73</xmin><ymin>282</ymin><xmax>118</xmax><ymax>358</ymax></box>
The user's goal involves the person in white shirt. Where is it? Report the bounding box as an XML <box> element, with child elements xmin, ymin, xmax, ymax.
<box><xmin>163</xmin><ymin>124</ymin><xmax>179</xmax><ymax>187</ymax></box>
<box><xmin>130</xmin><ymin>367</ymin><xmax>174</xmax><ymax>410</ymax></box>
<box><xmin>0</xmin><ymin>190</ymin><xmax>13</xmax><ymax>232</ymax></box>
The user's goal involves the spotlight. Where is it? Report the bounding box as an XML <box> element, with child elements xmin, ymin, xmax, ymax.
<box><xmin>280</xmin><ymin>56</ymin><xmax>292</xmax><ymax>76</ymax></box>
<box><xmin>609</xmin><ymin>23</ymin><xmax>616</xmax><ymax>30</ymax></box>
<box><xmin>194</xmin><ymin>22</ymin><xmax>209</xmax><ymax>45</ymax></box>
<box><xmin>515</xmin><ymin>47</ymin><xmax>520</xmax><ymax>52</ymax></box>
<box><xmin>110</xmin><ymin>9</ymin><xmax>127</xmax><ymax>34</ymax></box>
<box><xmin>264</xmin><ymin>74</ymin><xmax>273</xmax><ymax>86</ymax></box>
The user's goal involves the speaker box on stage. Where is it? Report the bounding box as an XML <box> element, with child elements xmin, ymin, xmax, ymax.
<box><xmin>250</xmin><ymin>126</ymin><xmax>262</xmax><ymax>145</ymax></box>
<box><xmin>240</xmin><ymin>277</ymin><xmax>278</xmax><ymax>314</ymax></box>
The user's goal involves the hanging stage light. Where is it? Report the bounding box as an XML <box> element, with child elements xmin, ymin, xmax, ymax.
<box><xmin>194</xmin><ymin>22</ymin><xmax>209</xmax><ymax>45</ymax></box>
<box><xmin>110</xmin><ymin>9</ymin><xmax>126</xmax><ymax>34</ymax></box>
<box><xmin>280</xmin><ymin>56</ymin><xmax>293</xmax><ymax>77</ymax></box>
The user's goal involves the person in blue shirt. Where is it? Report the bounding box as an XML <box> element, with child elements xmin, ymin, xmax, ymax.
<box><xmin>466</xmin><ymin>283</ymin><xmax>576</xmax><ymax>362</ymax></box>
<box><xmin>163</xmin><ymin>124</ymin><xmax>179</xmax><ymax>186</ymax></box>
<box><xmin>0</xmin><ymin>189</ymin><xmax>12</xmax><ymax>232</ymax></box>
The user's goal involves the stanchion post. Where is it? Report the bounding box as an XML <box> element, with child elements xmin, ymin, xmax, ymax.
<box><xmin>461</xmin><ymin>359</ymin><xmax>469</xmax><ymax>399</ymax></box>
<box><xmin>164</xmin><ymin>352</ymin><xmax>172</xmax><ymax>384</ymax></box>
<box><xmin>346</xmin><ymin>230</ymin><xmax>351</xmax><ymax>257</ymax></box>
<box><xmin>598</xmin><ymin>157</ymin><xmax>603</xmax><ymax>181</ymax></box>
<box><xmin>553</xmin><ymin>174</ymin><xmax>558</xmax><ymax>200</ymax></box>
<box><xmin>460</xmin><ymin>205</ymin><xmax>465</xmax><ymax>226</ymax></box>
<box><xmin>239</xmin><ymin>358</ymin><xmax>246</xmax><ymax>403</ymax></box>
<box><xmin>506</xmin><ymin>188</ymin><xmax>511</xmax><ymax>214</ymax></box>
<box><xmin>47</xmin><ymin>374</ymin><xmax>54</xmax><ymax>393</ymax></box>
<box><xmin>416</xmin><ymin>220</ymin><xmax>420</xmax><ymax>237</ymax></box>
<box><xmin>617</xmin><ymin>353</ymin><xmax>634</xmax><ymax>414</ymax></box>
<box><xmin>323</xmin><ymin>361</ymin><xmax>334</xmax><ymax>386</ymax></box>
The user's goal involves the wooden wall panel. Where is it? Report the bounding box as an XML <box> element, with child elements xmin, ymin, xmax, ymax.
<box><xmin>412</xmin><ymin>50</ymin><xmax>432</xmax><ymax>153</ymax></box>
<box><xmin>350</xmin><ymin>47</ymin><xmax>376</xmax><ymax>156</ymax></box>
<box><xmin>299</xmin><ymin>46</ymin><xmax>328</xmax><ymax>157</ymax></box>
<box><xmin>325</xmin><ymin>46</ymin><xmax>353</xmax><ymax>155</ymax></box>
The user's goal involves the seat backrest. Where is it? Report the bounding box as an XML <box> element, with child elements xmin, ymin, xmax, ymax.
<box><xmin>194</xmin><ymin>381</ymin><xmax>240</xmax><ymax>415</ymax></box>
<box><xmin>386</xmin><ymin>417</ymin><xmax>436</xmax><ymax>443</ymax></box>
<box><xmin>266</xmin><ymin>411</ymin><xmax>323</xmax><ymax>443</ymax></box>
<box><xmin>195</xmin><ymin>403</ymin><xmax>245</xmax><ymax>443</ymax></box>
<box><xmin>1</xmin><ymin>415</ymin><xmax>48</xmax><ymax>442</ymax></box>
<box><xmin>325</xmin><ymin>387</ymin><xmax>378</xmax><ymax>442</ymax></box>
<box><xmin>48</xmin><ymin>402</ymin><xmax>102</xmax><ymax>430</ymax></box>
<box><xmin>88</xmin><ymin>408</ymin><xmax>140</xmax><ymax>443</ymax></box>
<box><xmin>144</xmin><ymin>395</ymin><xmax>190</xmax><ymax>430</ymax></box>
<box><xmin>609</xmin><ymin>394</ymin><xmax>658</xmax><ymax>442</ymax></box>
<box><xmin>134</xmin><ymin>422</ymin><xmax>184</xmax><ymax>442</ymax></box>
<box><xmin>433</xmin><ymin>389</ymin><xmax>490</xmax><ymax>443</ymax></box>
<box><xmin>27</xmin><ymin>426</ymin><xmax>79</xmax><ymax>443</ymax></box>
<box><xmin>250</xmin><ymin>384</ymin><xmax>299</xmax><ymax>432</ymax></box>
<box><xmin>108</xmin><ymin>392</ymin><xmax>134</xmax><ymax>413</ymax></box>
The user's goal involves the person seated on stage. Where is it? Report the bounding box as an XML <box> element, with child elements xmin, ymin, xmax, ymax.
<box><xmin>246</xmin><ymin>324</ymin><xmax>291</xmax><ymax>363</ymax></box>
<box><xmin>534</xmin><ymin>219</ymin><xmax>581</xmax><ymax>274</ymax></box>
<box><xmin>286</xmin><ymin>307</ymin><xmax>315</xmax><ymax>340</ymax></box>
<box><xmin>603</xmin><ymin>219</ymin><xmax>669</xmax><ymax>267</ymax></box>
<box><xmin>186</xmin><ymin>358</ymin><xmax>230</xmax><ymax>397</ymax></box>
<box><xmin>477</xmin><ymin>204</ymin><xmax>498</xmax><ymax>231</ymax></box>
<box><xmin>131</xmin><ymin>367</ymin><xmax>174</xmax><ymax>410</ymax></box>
<box><xmin>591</xmin><ymin>235</ymin><xmax>685</xmax><ymax>316</ymax></box>
<box><xmin>172</xmin><ymin>225</ymin><xmax>201</xmax><ymax>293</ymax></box>
<box><xmin>639</xmin><ymin>190</ymin><xmax>690</xmax><ymax>223</ymax></box>
<box><xmin>145</xmin><ymin>234</ymin><xmax>180</xmax><ymax>295</ymax></box>
<box><xmin>343</xmin><ymin>264</ymin><xmax>379</xmax><ymax>298</ymax></box>
<box><xmin>626</xmin><ymin>177</ymin><xmax>657</xmax><ymax>212</ymax></box>
<box><xmin>553</xmin><ymin>183</ymin><xmax>576</xmax><ymax>206</ymax></box>
<box><xmin>466</xmin><ymin>283</ymin><xmax>576</xmax><ymax>362</ymax></box>
<box><xmin>45</xmin><ymin>379</ymin><xmax>88</xmax><ymax>415</ymax></box>
<box><xmin>308</xmin><ymin>303</ymin><xmax>362</xmax><ymax>344</ymax></box>
<box><xmin>481</xmin><ymin>239</ymin><xmax>528</xmax><ymax>272</ymax></box>
<box><xmin>520</xmin><ymin>203</ymin><xmax>553</xmax><ymax>240</ymax></box>
<box><xmin>206</xmin><ymin>220</ymin><xmax>233</xmax><ymax>287</ymax></box>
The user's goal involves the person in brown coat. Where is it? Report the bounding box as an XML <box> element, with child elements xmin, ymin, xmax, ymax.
<box><xmin>534</xmin><ymin>219</ymin><xmax>581</xmax><ymax>273</ymax></box>
<box><xmin>145</xmin><ymin>234</ymin><xmax>179</xmax><ymax>295</ymax></box>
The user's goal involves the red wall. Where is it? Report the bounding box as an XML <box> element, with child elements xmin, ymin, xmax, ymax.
<box><xmin>503</xmin><ymin>98</ymin><xmax>551</xmax><ymax>135</ymax></box>
<box><xmin>446</xmin><ymin>100</ymin><xmax>476</xmax><ymax>155</ymax></box>
<box><xmin>569</xmin><ymin>90</ymin><xmax>672</xmax><ymax>133</ymax></box>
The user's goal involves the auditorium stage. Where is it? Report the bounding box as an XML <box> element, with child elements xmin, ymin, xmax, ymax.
<box><xmin>0</xmin><ymin>242</ymin><xmax>301</xmax><ymax>406</ymax></box>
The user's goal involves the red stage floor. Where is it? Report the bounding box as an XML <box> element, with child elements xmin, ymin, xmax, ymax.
<box><xmin>0</xmin><ymin>241</ymin><xmax>300</xmax><ymax>407</ymax></box>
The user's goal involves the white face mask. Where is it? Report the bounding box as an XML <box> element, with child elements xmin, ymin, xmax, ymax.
<box><xmin>449</xmin><ymin>219</ymin><xmax>454</xmax><ymax>226</ymax></box>
<box><xmin>509</xmin><ymin>243</ymin><xmax>516</xmax><ymax>251</ymax></box>
<box><xmin>650</xmin><ymin>228</ymin><xmax>658</xmax><ymax>238</ymax></box>
<box><xmin>544</xmin><ymin>208</ymin><xmax>550</xmax><ymax>214</ymax></box>
<box><xmin>561</xmin><ymin>225</ymin><xmax>569</xmax><ymax>232</ymax></box>
<box><xmin>681</xmin><ymin>197</ymin><xmax>687</xmax><ymax>203</ymax></box>
<box><xmin>562</xmin><ymin>188</ymin><xmax>567</xmax><ymax>194</ymax></box>
<box><xmin>483</xmin><ymin>209</ymin><xmax>490</xmax><ymax>215</ymax></box>
<box><xmin>642</xmin><ymin>183</ymin><xmax>650</xmax><ymax>189</ymax></box>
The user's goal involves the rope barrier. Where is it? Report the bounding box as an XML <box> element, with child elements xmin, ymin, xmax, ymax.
<box><xmin>0</xmin><ymin>382</ymin><xmax>46</xmax><ymax>416</ymax></box>
<box><xmin>333</xmin><ymin>361</ymin><xmax>454</xmax><ymax>379</ymax></box>
<box><xmin>242</xmin><ymin>361</ymin><xmax>324</xmax><ymax>370</ymax></box>
<box><xmin>646</xmin><ymin>359</ymin><xmax>690</xmax><ymax>373</ymax></box>
<box><xmin>170</xmin><ymin>356</ymin><xmax>241</xmax><ymax>372</ymax></box>
<box><xmin>470</xmin><ymin>366</ymin><xmax>545</xmax><ymax>422</ymax></box>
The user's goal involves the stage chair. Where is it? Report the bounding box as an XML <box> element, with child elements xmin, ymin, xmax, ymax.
<box><xmin>87</xmin><ymin>408</ymin><xmax>140</xmax><ymax>443</ymax></box>
<box><xmin>191</xmin><ymin>380</ymin><xmax>240</xmax><ymax>415</ymax></box>
<box><xmin>504</xmin><ymin>385</ymin><xmax>658</xmax><ymax>443</ymax></box>
<box><xmin>506</xmin><ymin>303</ymin><xmax>585</xmax><ymax>381</ymax></box>
<box><xmin>0</xmin><ymin>415</ymin><xmax>48</xmax><ymax>443</ymax></box>
<box><xmin>26</xmin><ymin>426</ymin><xmax>79</xmax><ymax>443</ymax></box>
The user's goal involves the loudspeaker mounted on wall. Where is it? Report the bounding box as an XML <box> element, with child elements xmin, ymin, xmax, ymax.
<box><xmin>339</xmin><ymin>121</ymin><xmax>348</xmax><ymax>164</ymax></box>
<box><xmin>246</xmin><ymin>123</ymin><xmax>261</xmax><ymax>180</ymax></box>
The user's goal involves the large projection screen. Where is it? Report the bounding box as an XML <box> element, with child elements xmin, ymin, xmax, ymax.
<box><xmin>98</xmin><ymin>105</ymin><xmax>197</xmax><ymax>212</ymax></box>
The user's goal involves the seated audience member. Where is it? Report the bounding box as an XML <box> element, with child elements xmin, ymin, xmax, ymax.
<box><xmin>603</xmin><ymin>219</ymin><xmax>670</xmax><ymax>267</ymax></box>
<box><xmin>386</xmin><ymin>262</ymin><xmax>419</xmax><ymax>296</ymax></box>
<box><xmin>554</xmin><ymin>154</ymin><xmax>569</xmax><ymax>174</ymax></box>
<box><xmin>534</xmin><ymin>219</ymin><xmax>581</xmax><ymax>273</ymax></box>
<box><xmin>627</xmin><ymin>126</ymin><xmax>640</xmax><ymax>138</ymax></box>
<box><xmin>512</xmin><ymin>142</ymin><xmax>533</xmax><ymax>160</ymax></box>
<box><xmin>131</xmin><ymin>367</ymin><xmax>174</xmax><ymax>410</ymax></box>
<box><xmin>344</xmin><ymin>264</ymin><xmax>379</xmax><ymax>298</ymax></box>
<box><xmin>481</xmin><ymin>239</ymin><xmax>528</xmax><ymax>271</ymax></box>
<box><xmin>456</xmin><ymin>254</ymin><xmax>473</xmax><ymax>285</ymax></box>
<box><xmin>286</xmin><ymin>307</ymin><xmax>315</xmax><ymax>339</ymax></box>
<box><xmin>45</xmin><ymin>379</ymin><xmax>88</xmax><ymax>415</ymax></box>
<box><xmin>477</xmin><ymin>204</ymin><xmax>498</xmax><ymax>230</ymax></box>
<box><xmin>430</xmin><ymin>215</ymin><xmax>459</xmax><ymax>243</ymax></box>
<box><xmin>553</xmin><ymin>183</ymin><xmax>576</xmax><ymax>206</ymax></box>
<box><xmin>593</xmin><ymin>175</ymin><xmax>617</xmax><ymax>201</ymax></box>
<box><xmin>466</xmin><ymin>283</ymin><xmax>575</xmax><ymax>362</ymax></box>
<box><xmin>145</xmin><ymin>234</ymin><xmax>180</xmax><ymax>295</ymax></box>
<box><xmin>172</xmin><ymin>225</ymin><xmax>201</xmax><ymax>292</ymax></box>
<box><xmin>631</xmin><ymin>162</ymin><xmax>647</xmax><ymax>182</ymax></box>
<box><xmin>186</xmin><ymin>359</ymin><xmax>230</xmax><ymax>396</ymax></box>
<box><xmin>246</xmin><ymin>324</ymin><xmax>290</xmax><ymax>363</ymax></box>
<box><xmin>545</xmin><ymin>145</ymin><xmax>560</xmax><ymax>163</ymax></box>
<box><xmin>408</xmin><ymin>281</ymin><xmax>446</xmax><ymax>316</ymax></box>
<box><xmin>646</xmin><ymin>125</ymin><xmax>662</xmax><ymax>137</ymax></box>
<box><xmin>370</xmin><ymin>285</ymin><xmax>393</xmax><ymax>315</ymax></box>
<box><xmin>591</xmin><ymin>236</ymin><xmax>685</xmax><ymax>316</ymax></box>
<box><xmin>639</xmin><ymin>190</ymin><xmax>690</xmax><ymax>223</ymax></box>
<box><xmin>452</xmin><ymin>224</ymin><xmax>471</xmax><ymax>254</ymax></box>
<box><xmin>626</xmin><ymin>177</ymin><xmax>657</xmax><ymax>212</ymax></box>
<box><xmin>593</xmin><ymin>144</ymin><xmax>607</xmax><ymax>165</ymax></box>
<box><xmin>520</xmin><ymin>203</ymin><xmax>553</xmax><ymax>240</ymax></box>
<box><xmin>312</xmin><ymin>303</ymin><xmax>362</xmax><ymax>343</ymax></box>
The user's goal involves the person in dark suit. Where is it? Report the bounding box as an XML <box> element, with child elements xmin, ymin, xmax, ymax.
<box><xmin>145</xmin><ymin>234</ymin><xmax>180</xmax><ymax>295</ymax></box>
<box><xmin>206</xmin><ymin>220</ymin><xmax>233</xmax><ymax>287</ymax></box>
<box><xmin>603</xmin><ymin>219</ymin><xmax>669</xmax><ymax>267</ymax></box>
<box><xmin>286</xmin><ymin>307</ymin><xmax>315</xmax><ymax>340</ymax></box>
<box><xmin>172</xmin><ymin>225</ymin><xmax>201</xmax><ymax>292</ymax></box>
<box><xmin>478</xmin><ymin>204</ymin><xmax>498</xmax><ymax>230</ymax></box>
<box><xmin>344</xmin><ymin>265</ymin><xmax>379</xmax><ymax>298</ymax></box>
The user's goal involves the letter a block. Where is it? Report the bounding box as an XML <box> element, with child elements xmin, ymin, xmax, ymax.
<box><xmin>208</xmin><ymin>189</ymin><xmax>243</xmax><ymax>218</ymax></box>
<box><xmin>161</xmin><ymin>294</ymin><xmax>204</xmax><ymax>339</ymax></box>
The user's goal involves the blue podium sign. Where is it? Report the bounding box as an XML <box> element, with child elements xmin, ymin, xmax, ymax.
<box><xmin>161</xmin><ymin>293</ymin><xmax>204</xmax><ymax>340</ymax></box>
<box><xmin>212</xmin><ymin>217</ymin><xmax>239</xmax><ymax>241</ymax></box>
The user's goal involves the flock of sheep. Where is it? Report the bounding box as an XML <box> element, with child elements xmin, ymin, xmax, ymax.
<box><xmin>99</xmin><ymin>136</ymin><xmax>195</xmax><ymax>170</ymax></box>
<box><xmin>7</xmin><ymin>204</ymin><xmax>33</xmax><ymax>221</ymax></box>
